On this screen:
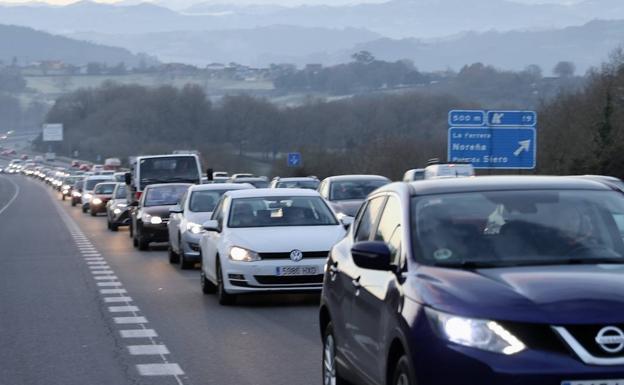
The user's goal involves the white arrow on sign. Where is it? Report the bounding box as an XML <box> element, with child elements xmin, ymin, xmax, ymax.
<box><xmin>513</xmin><ymin>140</ymin><xmax>531</xmax><ymax>156</ymax></box>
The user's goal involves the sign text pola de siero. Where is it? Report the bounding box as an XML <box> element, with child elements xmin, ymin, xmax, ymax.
<box><xmin>42</xmin><ymin>124</ymin><xmax>64</xmax><ymax>142</ymax></box>
<box><xmin>448</xmin><ymin>110</ymin><xmax>536</xmax><ymax>169</ymax></box>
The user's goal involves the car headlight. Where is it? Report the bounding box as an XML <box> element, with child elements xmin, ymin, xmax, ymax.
<box><xmin>186</xmin><ymin>222</ymin><xmax>203</xmax><ymax>234</ymax></box>
<box><xmin>229</xmin><ymin>246</ymin><xmax>261</xmax><ymax>262</ymax></box>
<box><xmin>113</xmin><ymin>208</ymin><xmax>122</xmax><ymax>215</ymax></box>
<box><xmin>72</xmin><ymin>191</ymin><xmax>82</xmax><ymax>197</ymax></box>
<box><xmin>427</xmin><ymin>308</ymin><xmax>526</xmax><ymax>355</ymax></box>
<box><xmin>149</xmin><ymin>216</ymin><xmax>162</xmax><ymax>225</ymax></box>
<box><xmin>83</xmin><ymin>193</ymin><xmax>92</xmax><ymax>200</ymax></box>
<box><xmin>92</xmin><ymin>198</ymin><xmax>102</xmax><ymax>205</ymax></box>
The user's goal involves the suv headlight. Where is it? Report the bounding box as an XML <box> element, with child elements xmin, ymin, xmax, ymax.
<box><xmin>229</xmin><ymin>246</ymin><xmax>261</xmax><ymax>262</ymax></box>
<box><xmin>186</xmin><ymin>222</ymin><xmax>203</xmax><ymax>234</ymax></box>
<box><xmin>427</xmin><ymin>308</ymin><xmax>526</xmax><ymax>355</ymax></box>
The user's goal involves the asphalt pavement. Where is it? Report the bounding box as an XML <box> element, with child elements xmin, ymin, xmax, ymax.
<box><xmin>0</xmin><ymin>175</ymin><xmax>322</xmax><ymax>385</ymax></box>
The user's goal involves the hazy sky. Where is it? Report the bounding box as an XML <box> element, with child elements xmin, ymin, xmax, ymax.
<box><xmin>0</xmin><ymin>0</ymin><xmax>586</xmax><ymax>5</ymax></box>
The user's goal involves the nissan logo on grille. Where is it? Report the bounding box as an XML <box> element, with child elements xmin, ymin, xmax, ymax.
<box><xmin>595</xmin><ymin>326</ymin><xmax>624</xmax><ymax>353</ymax></box>
<box><xmin>290</xmin><ymin>249</ymin><xmax>303</xmax><ymax>262</ymax></box>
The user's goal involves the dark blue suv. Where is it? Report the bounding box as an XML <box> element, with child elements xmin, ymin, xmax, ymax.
<box><xmin>320</xmin><ymin>176</ymin><xmax>624</xmax><ymax>385</ymax></box>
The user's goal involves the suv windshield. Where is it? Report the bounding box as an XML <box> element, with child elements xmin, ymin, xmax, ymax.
<box><xmin>139</xmin><ymin>156</ymin><xmax>199</xmax><ymax>189</ymax></box>
<box><xmin>330</xmin><ymin>180</ymin><xmax>388</xmax><ymax>201</ymax></box>
<box><xmin>276</xmin><ymin>180</ymin><xmax>320</xmax><ymax>190</ymax></box>
<box><xmin>144</xmin><ymin>185</ymin><xmax>189</xmax><ymax>207</ymax></box>
<box><xmin>229</xmin><ymin>196</ymin><xmax>338</xmax><ymax>228</ymax></box>
<box><xmin>189</xmin><ymin>190</ymin><xmax>227</xmax><ymax>212</ymax></box>
<box><xmin>412</xmin><ymin>190</ymin><xmax>624</xmax><ymax>267</ymax></box>
<box><xmin>94</xmin><ymin>183</ymin><xmax>115</xmax><ymax>194</ymax></box>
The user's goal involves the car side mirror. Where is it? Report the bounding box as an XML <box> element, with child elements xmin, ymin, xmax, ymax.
<box><xmin>129</xmin><ymin>201</ymin><xmax>139</xmax><ymax>207</ymax></box>
<box><xmin>124</xmin><ymin>172</ymin><xmax>131</xmax><ymax>185</ymax></box>
<box><xmin>351</xmin><ymin>241</ymin><xmax>392</xmax><ymax>271</ymax></box>
<box><xmin>340</xmin><ymin>215</ymin><xmax>354</xmax><ymax>229</ymax></box>
<box><xmin>203</xmin><ymin>219</ymin><xmax>221</xmax><ymax>232</ymax></box>
<box><xmin>169</xmin><ymin>206</ymin><xmax>183</xmax><ymax>214</ymax></box>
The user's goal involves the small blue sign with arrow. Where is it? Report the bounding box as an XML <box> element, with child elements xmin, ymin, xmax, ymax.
<box><xmin>287</xmin><ymin>152</ymin><xmax>302</xmax><ymax>168</ymax></box>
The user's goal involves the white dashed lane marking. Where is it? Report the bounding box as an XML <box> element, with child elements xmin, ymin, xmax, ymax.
<box><xmin>136</xmin><ymin>364</ymin><xmax>184</xmax><ymax>376</ymax></box>
<box><xmin>114</xmin><ymin>316</ymin><xmax>148</xmax><ymax>324</ymax></box>
<box><xmin>128</xmin><ymin>345</ymin><xmax>170</xmax><ymax>355</ymax></box>
<box><xmin>104</xmin><ymin>297</ymin><xmax>133</xmax><ymax>303</ymax></box>
<box><xmin>108</xmin><ymin>306</ymin><xmax>140</xmax><ymax>313</ymax></box>
<box><xmin>53</xmin><ymin>200</ymin><xmax>186</xmax><ymax>382</ymax></box>
<box><xmin>120</xmin><ymin>329</ymin><xmax>158</xmax><ymax>338</ymax></box>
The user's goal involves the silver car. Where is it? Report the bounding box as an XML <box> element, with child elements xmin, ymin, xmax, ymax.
<box><xmin>317</xmin><ymin>174</ymin><xmax>391</xmax><ymax>218</ymax></box>
<box><xmin>167</xmin><ymin>183</ymin><xmax>254</xmax><ymax>269</ymax></box>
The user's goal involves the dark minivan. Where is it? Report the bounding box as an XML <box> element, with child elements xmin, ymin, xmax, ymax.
<box><xmin>320</xmin><ymin>176</ymin><xmax>624</xmax><ymax>385</ymax></box>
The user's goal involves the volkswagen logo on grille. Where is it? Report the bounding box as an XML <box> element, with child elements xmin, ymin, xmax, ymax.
<box><xmin>290</xmin><ymin>249</ymin><xmax>303</xmax><ymax>262</ymax></box>
<box><xmin>595</xmin><ymin>326</ymin><xmax>624</xmax><ymax>353</ymax></box>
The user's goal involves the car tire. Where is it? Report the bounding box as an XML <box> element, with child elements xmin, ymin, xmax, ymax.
<box><xmin>110</xmin><ymin>223</ymin><xmax>118</xmax><ymax>232</ymax></box>
<box><xmin>217</xmin><ymin>259</ymin><xmax>236</xmax><ymax>305</ymax></box>
<box><xmin>201</xmin><ymin>270</ymin><xmax>216</xmax><ymax>294</ymax></box>
<box><xmin>90</xmin><ymin>209</ymin><xmax>97</xmax><ymax>217</ymax></box>
<box><xmin>129</xmin><ymin>223</ymin><xmax>134</xmax><ymax>238</ymax></box>
<box><xmin>71</xmin><ymin>200</ymin><xmax>76</xmax><ymax>207</ymax></box>
<box><xmin>138</xmin><ymin>230</ymin><xmax>149</xmax><ymax>251</ymax></box>
<box><xmin>322</xmin><ymin>322</ymin><xmax>347</xmax><ymax>385</ymax></box>
<box><xmin>82</xmin><ymin>206</ymin><xmax>87</xmax><ymax>213</ymax></box>
<box><xmin>391</xmin><ymin>356</ymin><xmax>416</xmax><ymax>385</ymax></box>
<box><xmin>168</xmin><ymin>245</ymin><xmax>179</xmax><ymax>264</ymax></box>
<box><xmin>61</xmin><ymin>195</ymin><xmax>65</xmax><ymax>201</ymax></box>
<box><xmin>179</xmin><ymin>239</ymin><xmax>193</xmax><ymax>270</ymax></box>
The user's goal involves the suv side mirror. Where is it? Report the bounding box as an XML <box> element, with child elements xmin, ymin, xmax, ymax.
<box><xmin>124</xmin><ymin>172</ymin><xmax>131</xmax><ymax>185</ymax></box>
<box><xmin>351</xmin><ymin>241</ymin><xmax>392</xmax><ymax>271</ymax></box>
<box><xmin>203</xmin><ymin>219</ymin><xmax>221</xmax><ymax>232</ymax></box>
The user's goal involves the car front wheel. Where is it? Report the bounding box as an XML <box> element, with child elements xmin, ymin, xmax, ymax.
<box><xmin>391</xmin><ymin>356</ymin><xmax>415</xmax><ymax>385</ymax></box>
<box><xmin>322</xmin><ymin>322</ymin><xmax>346</xmax><ymax>385</ymax></box>
<box><xmin>201</xmin><ymin>270</ymin><xmax>216</xmax><ymax>294</ymax></box>
<box><xmin>216</xmin><ymin>259</ymin><xmax>235</xmax><ymax>305</ymax></box>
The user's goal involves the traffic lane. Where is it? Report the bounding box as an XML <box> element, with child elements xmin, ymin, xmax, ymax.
<box><xmin>63</xmin><ymin>203</ymin><xmax>323</xmax><ymax>385</ymax></box>
<box><xmin>0</xmin><ymin>176</ymin><xmax>147</xmax><ymax>385</ymax></box>
<box><xmin>0</xmin><ymin>175</ymin><xmax>18</xmax><ymax>210</ymax></box>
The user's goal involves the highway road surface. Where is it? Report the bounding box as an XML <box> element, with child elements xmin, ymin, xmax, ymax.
<box><xmin>0</xmin><ymin>174</ymin><xmax>321</xmax><ymax>385</ymax></box>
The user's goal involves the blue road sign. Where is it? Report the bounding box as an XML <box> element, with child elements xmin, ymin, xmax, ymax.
<box><xmin>448</xmin><ymin>110</ymin><xmax>486</xmax><ymax>127</ymax></box>
<box><xmin>487</xmin><ymin>110</ymin><xmax>536</xmax><ymax>127</ymax></box>
<box><xmin>287</xmin><ymin>152</ymin><xmax>302</xmax><ymax>167</ymax></box>
<box><xmin>448</xmin><ymin>127</ymin><xmax>536</xmax><ymax>169</ymax></box>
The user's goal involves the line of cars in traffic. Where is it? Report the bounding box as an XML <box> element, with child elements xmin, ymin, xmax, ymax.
<box><xmin>12</xmin><ymin>154</ymin><xmax>624</xmax><ymax>385</ymax></box>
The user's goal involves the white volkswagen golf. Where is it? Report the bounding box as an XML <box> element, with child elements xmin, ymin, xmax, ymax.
<box><xmin>199</xmin><ymin>189</ymin><xmax>347</xmax><ymax>305</ymax></box>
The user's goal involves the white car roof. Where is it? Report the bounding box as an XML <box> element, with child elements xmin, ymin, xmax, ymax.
<box><xmin>275</xmin><ymin>177</ymin><xmax>318</xmax><ymax>182</ymax></box>
<box><xmin>225</xmin><ymin>188</ymin><xmax>322</xmax><ymax>199</ymax></box>
<box><xmin>189</xmin><ymin>183</ymin><xmax>254</xmax><ymax>192</ymax></box>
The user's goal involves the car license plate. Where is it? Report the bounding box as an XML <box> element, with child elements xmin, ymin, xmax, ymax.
<box><xmin>276</xmin><ymin>266</ymin><xmax>318</xmax><ymax>276</ymax></box>
<box><xmin>563</xmin><ymin>380</ymin><xmax>624</xmax><ymax>385</ymax></box>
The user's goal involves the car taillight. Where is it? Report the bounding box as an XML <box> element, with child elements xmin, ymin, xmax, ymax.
<box><xmin>135</xmin><ymin>191</ymin><xmax>142</xmax><ymax>200</ymax></box>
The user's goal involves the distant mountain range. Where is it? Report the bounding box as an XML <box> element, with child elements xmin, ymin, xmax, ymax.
<box><xmin>66</xmin><ymin>19</ymin><xmax>624</xmax><ymax>73</ymax></box>
<box><xmin>68</xmin><ymin>26</ymin><xmax>380</xmax><ymax>67</ymax></box>
<box><xmin>0</xmin><ymin>24</ymin><xmax>149</xmax><ymax>67</ymax></box>
<box><xmin>2</xmin><ymin>0</ymin><xmax>624</xmax><ymax>38</ymax></box>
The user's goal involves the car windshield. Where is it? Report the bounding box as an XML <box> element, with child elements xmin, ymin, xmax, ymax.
<box><xmin>94</xmin><ymin>183</ymin><xmax>115</xmax><ymax>194</ymax></box>
<box><xmin>276</xmin><ymin>180</ymin><xmax>320</xmax><ymax>189</ymax></box>
<box><xmin>330</xmin><ymin>179</ymin><xmax>388</xmax><ymax>201</ymax></box>
<box><xmin>189</xmin><ymin>190</ymin><xmax>227</xmax><ymax>212</ymax></box>
<box><xmin>139</xmin><ymin>156</ymin><xmax>199</xmax><ymax>189</ymax></box>
<box><xmin>229</xmin><ymin>196</ymin><xmax>338</xmax><ymax>228</ymax></box>
<box><xmin>412</xmin><ymin>190</ymin><xmax>624</xmax><ymax>268</ymax></box>
<box><xmin>86</xmin><ymin>178</ymin><xmax>112</xmax><ymax>190</ymax></box>
<box><xmin>144</xmin><ymin>185</ymin><xmax>189</xmax><ymax>207</ymax></box>
<box><xmin>114</xmin><ymin>184</ymin><xmax>127</xmax><ymax>199</ymax></box>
